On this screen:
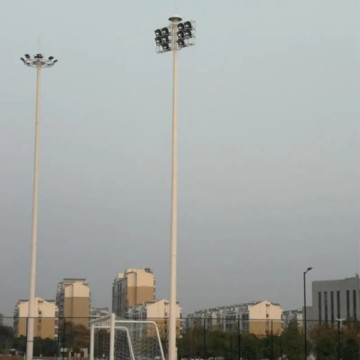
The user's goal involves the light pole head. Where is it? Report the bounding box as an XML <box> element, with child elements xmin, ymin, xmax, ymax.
<box><xmin>307</xmin><ymin>267</ymin><xmax>313</xmax><ymax>272</ymax></box>
<box><xmin>21</xmin><ymin>53</ymin><xmax>58</xmax><ymax>68</ymax></box>
<box><xmin>154</xmin><ymin>18</ymin><xmax>196</xmax><ymax>54</ymax></box>
<box><xmin>169</xmin><ymin>14</ymin><xmax>182</xmax><ymax>23</ymax></box>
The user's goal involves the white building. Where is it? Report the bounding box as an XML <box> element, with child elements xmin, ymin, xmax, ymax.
<box><xmin>282</xmin><ymin>309</ymin><xmax>303</xmax><ymax>329</ymax></box>
<box><xmin>188</xmin><ymin>300</ymin><xmax>283</xmax><ymax>336</ymax></box>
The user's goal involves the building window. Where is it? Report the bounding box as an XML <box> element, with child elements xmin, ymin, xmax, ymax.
<box><xmin>353</xmin><ymin>290</ymin><xmax>357</xmax><ymax>320</ymax></box>
<box><xmin>346</xmin><ymin>290</ymin><xmax>350</xmax><ymax>319</ymax></box>
<box><xmin>337</xmin><ymin>291</ymin><xmax>341</xmax><ymax>318</ymax></box>
<box><xmin>324</xmin><ymin>292</ymin><xmax>328</xmax><ymax>323</ymax></box>
<box><xmin>330</xmin><ymin>291</ymin><xmax>334</xmax><ymax>324</ymax></box>
<box><xmin>318</xmin><ymin>292</ymin><xmax>322</xmax><ymax>323</ymax></box>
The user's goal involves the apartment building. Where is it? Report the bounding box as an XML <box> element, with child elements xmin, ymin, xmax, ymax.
<box><xmin>56</xmin><ymin>278</ymin><xmax>90</xmax><ymax>328</ymax></box>
<box><xmin>90</xmin><ymin>307</ymin><xmax>111</xmax><ymax>319</ymax></box>
<box><xmin>14</xmin><ymin>298</ymin><xmax>58</xmax><ymax>339</ymax></box>
<box><xmin>188</xmin><ymin>300</ymin><xmax>283</xmax><ymax>336</ymax></box>
<box><xmin>112</xmin><ymin>268</ymin><xmax>156</xmax><ymax>318</ymax></box>
<box><xmin>306</xmin><ymin>274</ymin><xmax>360</xmax><ymax>326</ymax></box>
<box><xmin>281</xmin><ymin>309</ymin><xmax>303</xmax><ymax>329</ymax></box>
<box><xmin>127</xmin><ymin>299</ymin><xmax>182</xmax><ymax>338</ymax></box>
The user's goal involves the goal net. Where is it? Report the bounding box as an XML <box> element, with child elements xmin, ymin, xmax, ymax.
<box><xmin>90</xmin><ymin>314</ymin><xmax>165</xmax><ymax>360</ymax></box>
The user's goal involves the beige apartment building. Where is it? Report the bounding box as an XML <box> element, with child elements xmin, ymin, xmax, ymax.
<box><xmin>244</xmin><ymin>300</ymin><xmax>282</xmax><ymax>336</ymax></box>
<box><xmin>14</xmin><ymin>297</ymin><xmax>58</xmax><ymax>339</ymax></box>
<box><xmin>128</xmin><ymin>299</ymin><xmax>182</xmax><ymax>339</ymax></box>
<box><xmin>112</xmin><ymin>268</ymin><xmax>156</xmax><ymax>317</ymax></box>
<box><xmin>56</xmin><ymin>278</ymin><xmax>90</xmax><ymax>328</ymax></box>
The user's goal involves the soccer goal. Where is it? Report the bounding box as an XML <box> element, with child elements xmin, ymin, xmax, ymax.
<box><xmin>90</xmin><ymin>314</ymin><xmax>165</xmax><ymax>360</ymax></box>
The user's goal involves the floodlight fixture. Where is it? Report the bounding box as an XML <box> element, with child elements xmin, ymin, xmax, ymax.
<box><xmin>161</xmin><ymin>35</ymin><xmax>169</xmax><ymax>44</ymax></box>
<box><xmin>162</xmin><ymin>43</ymin><xmax>171</xmax><ymax>52</ymax></box>
<box><xmin>21</xmin><ymin>53</ymin><xmax>58</xmax><ymax>68</ymax></box>
<box><xmin>184</xmin><ymin>29</ymin><xmax>192</xmax><ymax>38</ymax></box>
<box><xmin>161</xmin><ymin>27</ymin><xmax>170</xmax><ymax>36</ymax></box>
<box><xmin>184</xmin><ymin>21</ymin><xmax>192</xmax><ymax>30</ymax></box>
<box><xmin>177</xmin><ymin>23</ymin><xmax>185</xmax><ymax>31</ymax></box>
<box><xmin>154</xmin><ymin>18</ymin><xmax>195</xmax><ymax>54</ymax></box>
<box><xmin>177</xmin><ymin>39</ymin><xmax>185</xmax><ymax>48</ymax></box>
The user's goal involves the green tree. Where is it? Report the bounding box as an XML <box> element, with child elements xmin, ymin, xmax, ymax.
<box><xmin>0</xmin><ymin>325</ymin><xmax>14</xmax><ymax>354</ymax></box>
<box><xmin>178</xmin><ymin>327</ymin><xmax>206</xmax><ymax>358</ymax></box>
<box><xmin>62</xmin><ymin>322</ymin><xmax>90</xmax><ymax>354</ymax></box>
<box><xmin>12</xmin><ymin>335</ymin><xmax>26</xmax><ymax>354</ymax></box>
<box><xmin>341</xmin><ymin>321</ymin><xmax>360</xmax><ymax>360</ymax></box>
<box><xmin>281</xmin><ymin>320</ymin><xmax>303</xmax><ymax>360</ymax></box>
<box><xmin>259</xmin><ymin>334</ymin><xmax>281</xmax><ymax>360</ymax></box>
<box><xmin>206</xmin><ymin>330</ymin><xmax>230</xmax><ymax>358</ymax></box>
<box><xmin>309</xmin><ymin>324</ymin><xmax>337</xmax><ymax>360</ymax></box>
<box><xmin>242</xmin><ymin>333</ymin><xmax>260</xmax><ymax>360</ymax></box>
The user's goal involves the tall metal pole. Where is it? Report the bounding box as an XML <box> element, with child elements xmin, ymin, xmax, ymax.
<box><xmin>21</xmin><ymin>53</ymin><xmax>57</xmax><ymax>360</ymax></box>
<box><xmin>26</xmin><ymin>63</ymin><xmax>42</xmax><ymax>360</ymax></box>
<box><xmin>303</xmin><ymin>267</ymin><xmax>312</xmax><ymax>360</ymax></box>
<box><xmin>168</xmin><ymin>15</ymin><xmax>181</xmax><ymax>360</ymax></box>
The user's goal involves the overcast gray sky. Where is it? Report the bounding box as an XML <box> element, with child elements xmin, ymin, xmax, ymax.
<box><xmin>0</xmin><ymin>0</ymin><xmax>359</xmax><ymax>319</ymax></box>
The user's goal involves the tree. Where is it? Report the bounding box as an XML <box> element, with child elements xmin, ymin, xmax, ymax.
<box><xmin>340</xmin><ymin>321</ymin><xmax>360</xmax><ymax>360</ymax></box>
<box><xmin>33</xmin><ymin>337</ymin><xmax>58</xmax><ymax>356</ymax></box>
<box><xmin>0</xmin><ymin>325</ymin><xmax>14</xmax><ymax>354</ymax></box>
<box><xmin>62</xmin><ymin>322</ymin><xmax>90</xmax><ymax>354</ymax></box>
<box><xmin>206</xmin><ymin>330</ymin><xmax>230</xmax><ymax>358</ymax></box>
<box><xmin>309</xmin><ymin>324</ymin><xmax>337</xmax><ymax>360</ymax></box>
<box><xmin>242</xmin><ymin>333</ymin><xmax>260</xmax><ymax>360</ymax></box>
<box><xmin>281</xmin><ymin>320</ymin><xmax>304</xmax><ymax>360</ymax></box>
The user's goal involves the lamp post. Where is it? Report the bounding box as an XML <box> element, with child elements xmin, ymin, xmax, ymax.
<box><xmin>20</xmin><ymin>53</ymin><xmax>58</xmax><ymax>360</ymax></box>
<box><xmin>154</xmin><ymin>16</ymin><xmax>195</xmax><ymax>360</ymax></box>
<box><xmin>336</xmin><ymin>318</ymin><xmax>345</xmax><ymax>360</ymax></box>
<box><xmin>303</xmin><ymin>267</ymin><xmax>312</xmax><ymax>360</ymax></box>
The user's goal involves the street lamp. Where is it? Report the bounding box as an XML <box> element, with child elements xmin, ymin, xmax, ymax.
<box><xmin>21</xmin><ymin>53</ymin><xmax>58</xmax><ymax>360</ymax></box>
<box><xmin>303</xmin><ymin>267</ymin><xmax>312</xmax><ymax>360</ymax></box>
<box><xmin>336</xmin><ymin>318</ymin><xmax>345</xmax><ymax>360</ymax></box>
<box><xmin>154</xmin><ymin>16</ymin><xmax>195</xmax><ymax>360</ymax></box>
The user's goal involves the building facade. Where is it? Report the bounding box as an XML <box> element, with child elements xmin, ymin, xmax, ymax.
<box><xmin>307</xmin><ymin>274</ymin><xmax>360</xmax><ymax>326</ymax></box>
<box><xmin>56</xmin><ymin>278</ymin><xmax>90</xmax><ymax>328</ymax></box>
<box><xmin>13</xmin><ymin>298</ymin><xmax>58</xmax><ymax>339</ymax></box>
<box><xmin>90</xmin><ymin>307</ymin><xmax>111</xmax><ymax>319</ymax></box>
<box><xmin>112</xmin><ymin>268</ymin><xmax>156</xmax><ymax>318</ymax></box>
<box><xmin>282</xmin><ymin>309</ymin><xmax>303</xmax><ymax>329</ymax></box>
<box><xmin>188</xmin><ymin>300</ymin><xmax>283</xmax><ymax>336</ymax></box>
<box><xmin>127</xmin><ymin>299</ymin><xmax>182</xmax><ymax>338</ymax></box>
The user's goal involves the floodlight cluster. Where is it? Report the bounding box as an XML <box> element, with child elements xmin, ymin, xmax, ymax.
<box><xmin>154</xmin><ymin>20</ymin><xmax>195</xmax><ymax>53</ymax></box>
<box><xmin>20</xmin><ymin>54</ymin><xmax>58</xmax><ymax>68</ymax></box>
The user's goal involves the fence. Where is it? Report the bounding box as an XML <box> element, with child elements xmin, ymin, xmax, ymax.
<box><xmin>0</xmin><ymin>316</ymin><xmax>359</xmax><ymax>359</ymax></box>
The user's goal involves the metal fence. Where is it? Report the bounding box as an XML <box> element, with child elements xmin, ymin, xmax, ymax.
<box><xmin>0</xmin><ymin>316</ymin><xmax>359</xmax><ymax>359</ymax></box>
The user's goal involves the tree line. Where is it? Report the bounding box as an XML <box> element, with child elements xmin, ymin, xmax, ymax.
<box><xmin>176</xmin><ymin>320</ymin><xmax>360</xmax><ymax>360</ymax></box>
<box><xmin>0</xmin><ymin>320</ymin><xmax>359</xmax><ymax>359</ymax></box>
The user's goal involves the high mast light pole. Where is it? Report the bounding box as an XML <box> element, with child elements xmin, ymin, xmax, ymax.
<box><xmin>20</xmin><ymin>53</ymin><xmax>58</xmax><ymax>360</ymax></box>
<box><xmin>154</xmin><ymin>15</ymin><xmax>196</xmax><ymax>360</ymax></box>
<box><xmin>303</xmin><ymin>266</ymin><xmax>313</xmax><ymax>360</ymax></box>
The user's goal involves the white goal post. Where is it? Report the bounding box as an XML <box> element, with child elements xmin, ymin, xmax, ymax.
<box><xmin>90</xmin><ymin>314</ymin><xmax>165</xmax><ymax>360</ymax></box>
